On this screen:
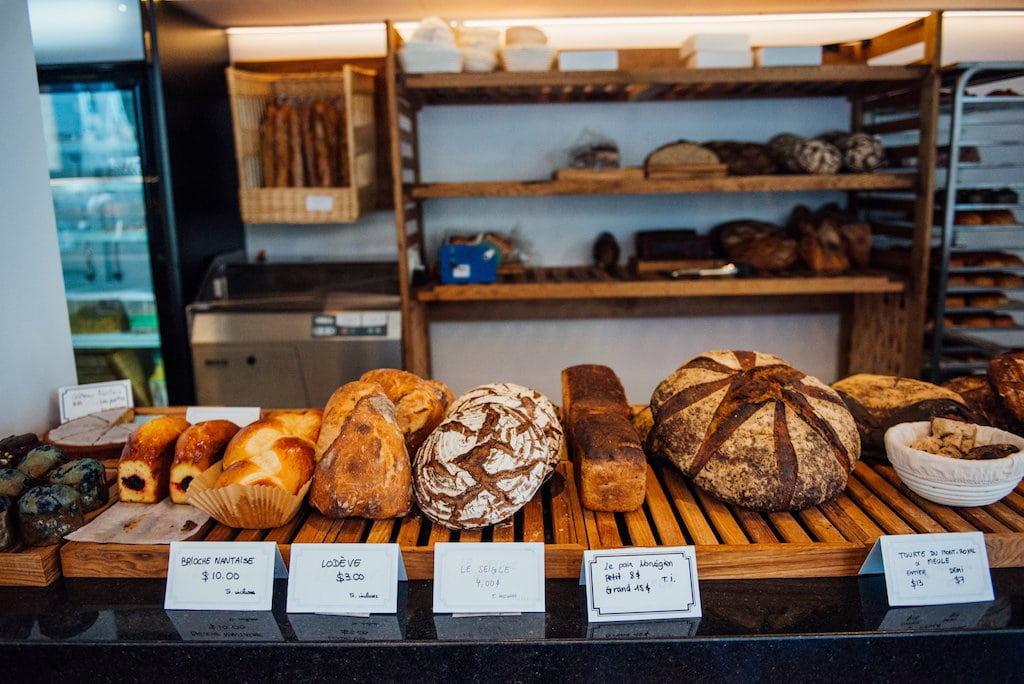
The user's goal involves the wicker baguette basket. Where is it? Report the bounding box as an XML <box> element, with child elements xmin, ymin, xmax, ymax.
<box><xmin>226</xmin><ymin>66</ymin><xmax>377</xmax><ymax>224</ymax></box>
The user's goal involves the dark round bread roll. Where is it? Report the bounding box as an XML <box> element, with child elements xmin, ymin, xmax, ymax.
<box><xmin>830</xmin><ymin>373</ymin><xmax>977</xmax><ymax>457</ymax></box>
<box><xmin>942</xmin><ymin>374</ymin><xmax>1020</xmax><ymax>434</ymax></box>
<box><xmin>650</xmin><ymin>350</ymin><xmax>860</xmax><ymax>511</ymax></box>
<box><xmin>15</xmin><ymin>445</ymin><xmax>67</xmax><ymax>479</ymax></box>
<box><xmin>48</xmin><ymin>458</ymin><xmax>108</xmax><ymax>512</ymax></box>
<box><xmin>704</xmin><ymin>141</ymin><xmax>777</xmax><ymax>175</ymax></box>
<box><xmin>0</xmin><ymin>495</ymin><xmax>15</xmax><ymax>551</ymax></box>
<box><xmin>712</xmin><ymin>219</ymin><xmax>798</xmax><ymax>272</ymax></box>
<box><xmin>17</xmin><ymin>484</ymin><xmax>84</xmax><ymax>546</ymax></box>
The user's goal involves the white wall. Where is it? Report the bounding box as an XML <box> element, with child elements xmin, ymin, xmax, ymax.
<box><xmin>235</xmin><ymin>12</ymin><xmax>1024</xmax><ymax>403</ymax></box>
<box><xmin>0</xmin><ymin>0</ymin><xmax>78</xmax><ymax>434</ymax></box>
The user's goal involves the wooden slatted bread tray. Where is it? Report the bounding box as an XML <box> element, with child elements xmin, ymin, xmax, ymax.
<box><xmin>59</xmin><ymin>461</ymin><xmax>587</xmax><ymax>580</ymax></box>
<box><xmin>0</xmin><ymin>477</ymin><xmax>118</xmax><ymax>586</ymax></box>
<box><xmin>585</xmin><ymin>459</ymin><xmax>1024</xmax><ymax>579</ymax></box>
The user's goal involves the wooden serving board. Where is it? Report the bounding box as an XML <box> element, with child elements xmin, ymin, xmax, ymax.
<box><xmin>0</xmin><ymin>477</ymin><xmax>118</xmax><ymax>586</ymax></box>
<box><xmin>59</xmin><ymin>461</ymin><xmax>587</xmax><ymax>580</ymax></box>
<box><xmin>584</xmin><ymin>459</ymin><xmax>1024</xmax><ymax>579</ymax></box>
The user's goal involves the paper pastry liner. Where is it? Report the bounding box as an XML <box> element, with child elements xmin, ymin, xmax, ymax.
<box><xmin>185</xmin><ymin>461</ymin><xmax>310</xmax><ymax>529</ymax></box>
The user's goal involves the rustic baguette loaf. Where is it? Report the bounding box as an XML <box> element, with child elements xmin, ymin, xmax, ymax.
<box><xmin>310</xmin><ymin>391</ymin><xmax>412</xmax><ymax>519</ymax></box>
<box><xmin>316</xmin><ymin>381</ymin><xmax>383</xmax><ymax>461</ymax></box>
<box><xmin>215</xmin><ymin>410</ymin><xmax>321</xmax><ymax>495</ymax></box>
<box><xmin>170</xmin><ymin>419</ymin><xmax>240</xmax><ymax>504</ymax></box>
<box><xmin>118</xmin><ymin>416</ymin><xmax>190</xmax><ymax>503</ymax></box>
<box><xmin>562</xmin><ymin>364</ymin><xmax>646</xmax><ymax>512</ymax></box>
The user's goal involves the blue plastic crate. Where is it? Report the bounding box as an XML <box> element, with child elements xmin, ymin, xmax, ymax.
<box><xmin>439</xmin><ymin>242</ymin><xmax>500</xmax><ymax>284</ymax></box>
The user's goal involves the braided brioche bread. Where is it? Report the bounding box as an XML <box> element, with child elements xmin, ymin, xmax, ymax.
<box><xmin>214</xmin><ymin>410</ymin><xmax>321</xmax><ymax>495</ymax></box>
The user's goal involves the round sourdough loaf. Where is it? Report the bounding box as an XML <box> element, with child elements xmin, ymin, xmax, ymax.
<box><xmin>413</xmin><ymin>400</ymin><xmax>549</xmax><ymax>529</ymax></box>
<box><xmin>650</xmin><ymin>350</ymin><xmax>860</xmax><ymax>511</ymax></box>
<box><xmin>446</xmin><ymin>382</ymin><xmax>563</xmax><ymax>475</ymax></box>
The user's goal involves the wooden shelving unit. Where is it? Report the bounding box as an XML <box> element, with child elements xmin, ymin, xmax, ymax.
<box><xmin>386</xmin><ymin>14</ymin><xmax>942</xmax><ymax>379</ymax></box>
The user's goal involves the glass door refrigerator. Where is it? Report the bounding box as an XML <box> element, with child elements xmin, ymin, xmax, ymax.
<box><xmin>39</xmin><ymin>70</ymin><xmax>167</xmax><ymax>406</ymax></box>
<box><xmin>31</xmin><ymin>0</ymin><xmax>244</xmax><ymax>406</ymax></box>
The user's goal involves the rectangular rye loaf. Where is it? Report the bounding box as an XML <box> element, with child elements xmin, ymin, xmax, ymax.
<box><xmin>562</xmin><ymin>364</ymin><xmax>646</xmax><ymax>512</ymax></box>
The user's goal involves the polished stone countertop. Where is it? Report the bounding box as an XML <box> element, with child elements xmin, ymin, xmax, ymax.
<box><xmin>1</xmin><ymin>569</ymin><xmax>1023</xmax><ymax>680</ymax></box>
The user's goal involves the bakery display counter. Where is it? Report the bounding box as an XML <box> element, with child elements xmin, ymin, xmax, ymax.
<box><xmin>0</xmin><ymin>571</ymin><xmax>1021</xmax><ymax>679</ymax></box>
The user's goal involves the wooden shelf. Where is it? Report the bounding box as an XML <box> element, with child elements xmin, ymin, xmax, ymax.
<box><xmin>401</xmin><ymin>63</ymin><xmax>930</xmax><ymax>107</ymax></box>
<box><xmin>411</xmin><ymin>172</ymin><xmax>917</xmax><ymax>199</ymax></box>
<box><xmin>415</xmin><ymin>266</ymin><xmax>905</xmax><ymax>303</ymax></box>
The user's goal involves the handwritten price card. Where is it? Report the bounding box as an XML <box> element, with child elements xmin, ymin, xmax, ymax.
<box><xmin>433</xmin><ymin>542</ymin><xmax>545</xmax><ymax>614</ymax></box>
<box><xmin>859</xmin><ymin>532</ymin><xmax>994</xmax><ymax>607</ymax></box>
<box><xmin>164</xmin><ymin>541</ymin><xmax>284</xmax><ymax>611</ymax></box>
<box><xmin>581</xmin><ymin>547</ymin><xmax>702</xmax><ymax>623</ymax></box>
<box><xmin>286</xmin><ymin>543</ymin><xmax>405</xmax><ymax>615</ymax></box>
<box><xmin>57</xmin><ymin>379</ymin><xmax>132</xmax><ymax>422</ymax></box>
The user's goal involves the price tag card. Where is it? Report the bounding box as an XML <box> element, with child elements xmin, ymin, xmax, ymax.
<box><xmin>432</xmin><ymin>542</ymin><xmax>545</xmax><ymax>615</ymax></box>
<box><xmin>185</xmin><ymin>405</ymin><xmax>261</xmax><ymax>427</ymax></box>
<box><xmin>286</xmin><ymin>543</ymin><xmax>406</xmax><ymax>615</ymax></box>
<box><xmin>859</xmin><ymin>532</ymin><xmax>994</xmax><ymax>607</ymax></box>
<box><xmin>164</xmin><ymin>541</ymin><xmax>285</xmax><ymax>611</ymax></box>
<box><xmin>57</xmin><ymin>379</ymin><xmax>133</xmax><ymax>423</ymax></box>
<box><xmin>580</xmin><ymin>547</ymin><xmax>702</xmax><ymax>623</ymax></box>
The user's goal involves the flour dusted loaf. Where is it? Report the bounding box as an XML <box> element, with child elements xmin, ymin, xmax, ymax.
<box><xmin>170</xmin><ymin>419</ymin><xmax>240</xmax><ymax>504</ymax></box>
<box><xmin>562</xmin><ymin>365</ymin><xmax>646</xmax><ymax>512</ymax></box>
<box><xmin>118</xmin><ymin>416</ymin><xmax>190</xmax><ymax>503</ymax></box>
<box><xmin>650</xmin><ymin>350</ymin><xmax>860</xmax><ymax>511</ymax></box>
<box><xmin>447</xmin><ymin>382</ymin><xmax>564</xmax><ymax>475</ymax></box>
<box><xmin>414</xmin><ymin>390</ymin><xmax>551</xmax><ymax>530</ymax></box>
<box><xmin>215</xmin><ymin>410</ymin><xmax>321</xmax><ymax>495</ymax></box>
<box><xmin>310</xmin><ymin>388</ymin><xmax>412</xmax><ymax>519</ymax></box>
<box><xmin>359</xmin><ymin>369</ymin><xmax>454</xmax><ymax>452</ymax></box>
<box><xmin>830</xmin><ymin>374</ymin><xmax>976</xmax><ymax>457</ymax></box>
<box><xmin>316</xmin><ymin>380</ymin><xmax>384</xmax><ymax>460</ymax></box>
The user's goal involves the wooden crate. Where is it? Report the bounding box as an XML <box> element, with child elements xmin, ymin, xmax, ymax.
<box><xmin>0</xmin><ymin>478</ymin><xmax>118</xmax><ymax>586</ymax></box>
<box><xmin>227</xmin><ymin>65</ymin><xmax>377</xmax><ymax>224</ymax></box>
<box><xmin>59</xmin><ymin>461</ymin><xmax>587</xmax><ymax>580</ymax></box>
<box><xmin>585</xmin><ymin>459</ymin><xmax>1024</xmax><ymax>579</ymax></box>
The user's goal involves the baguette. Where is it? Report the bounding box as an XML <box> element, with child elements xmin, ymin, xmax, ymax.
<box><xmin>562</xmin><ymin>364</ymin><xmax>646</xmax><ymax>512</ymax></box>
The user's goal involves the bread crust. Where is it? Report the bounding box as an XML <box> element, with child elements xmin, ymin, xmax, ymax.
<box><xmin>215</xmin><ymin>411</ymin><xmax>320</xmax><ymax>495</ymax></box>
<box><xmin>170</xmin><ymin>420</ymin><xmax>239</xmax><ymax>504</ymax></box>
<box><xmin>651</xmin><ymin>351</ymin><xmax>859</xmax><ymax>511</ymax></box>
<box><xmin>310</xmin><ymin>392</ymin><xmax>412</xmax><ymax>519</ymax></box>
<box><xmin>118</xmin><ymin>416</ymin><xmax>190</xmax><ymax>503</ymax></box>
<box><xmin>562</xmin><ymin>364</ymin><xmax>646</xmax><ymax>512</ymax></box>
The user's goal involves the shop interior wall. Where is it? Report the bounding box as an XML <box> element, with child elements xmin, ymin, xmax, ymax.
<box><xmin>235</xmin><ymin>14</ymin><xmax>1024</xmax><ymax>403</ymax></box>
<box><xmin>0</xmin><ymin>0</ymin><xmax>78</xmax><ymax>435</ymax></box>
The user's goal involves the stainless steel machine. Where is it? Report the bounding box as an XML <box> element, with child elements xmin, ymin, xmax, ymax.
<box><xmin>188</xmin><ymin>251</ymin><xmax>402</xmax><ymax>408</ymax></box>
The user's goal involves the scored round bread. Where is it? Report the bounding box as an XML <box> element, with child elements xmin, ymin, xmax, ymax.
<box><xmin>446</xmin><ymin>382</ymin><xmax>563</xmax><ymax>475</ymax></box>
<box><xmin>413</xmin><ymin>401</ymin><xmax>549</xmax><ymax>529</ymax></box>
<box><xmin>650</xmin><ymin>350</ymin><xmax>860</xmax><ymax>511</ymax></box>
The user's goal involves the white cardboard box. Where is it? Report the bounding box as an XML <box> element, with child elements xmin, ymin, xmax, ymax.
<box><xmin>683</xmin><ymin>49</ymin><xmax>754</xmax><ymax>69</ymax></box>
<box><xmin>680</xmin><ymin>33</ymin><xmax>751</xmax><ymax>58</ymax></box>
<box><xmin>559</xmin><ymin>50</ymin><xmax>619</xmax><ymax>71</ymax></box>
<box><xmin>753</xmin><ymin>45</ymin><xmax>823</xmax><ymax>67</ymax></box>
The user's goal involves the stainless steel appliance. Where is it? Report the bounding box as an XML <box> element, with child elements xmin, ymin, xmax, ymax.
<box><xmin>188</xmin><ymin>252</ymin><xmax>402</xmax><ymax>408</ymax></box>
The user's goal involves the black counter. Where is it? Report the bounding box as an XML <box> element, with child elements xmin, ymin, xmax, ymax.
<box><xmin>2</xmin><ymin>571</ymin><xmax>1023</xmax><ymax>681</ymax></box>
